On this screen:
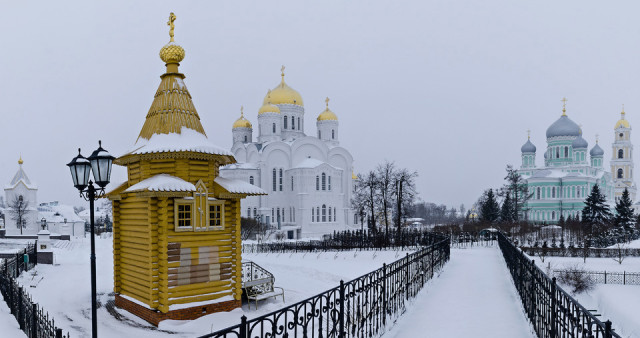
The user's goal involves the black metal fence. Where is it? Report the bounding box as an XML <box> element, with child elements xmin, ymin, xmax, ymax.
<box><xmin>553</xmin><ymin>270</ymin><xmax>640</xmax><ymax>286</ymax></box>
<box><xmin>0</xmin><ymin>244</ymin><xmax>70</xmax><ymax>338</ymax></box>
<box><xmin>521</xmin><ymin>247</ymin><xmax>640</xmax><ymax>258</ymax></box>
<box><xmin>200</xmin><ymin>234</ymin><xmax>450</xmax><ymax>338</ymax></box>
<box><xmin>243</xmin><ymin>229</ymin><xmax>445</xmax><ymax>253</ymax></box>
<box><xmin>498</xmin><ymin>232</ymin><xmax>620</xmax><ymax>338</ymax></box>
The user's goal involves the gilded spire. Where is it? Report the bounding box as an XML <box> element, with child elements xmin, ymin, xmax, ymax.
<box><xmin>281</xmin><ymin>65</ymin><xmax>285</xmax><ymax>82</ymax></box>
<box><xmin>527</xmin><ymin>129</ymin><xmax>530</xmax><ymax>140</ymax></box>
<box><xmin>325</xmin><ymin>97</ymin><xmax>330</xmax><ymax>109</ymax></box>
<box><xmin>18</xmin><ymin>155</ymin><xmax>23</xmax><ymax>165</ymax></box>
<box><xmin>138</xmin><ymin>13</ymin><xmax>204</xmax><ymax>141</ymax></box>
<box><xmin>561</xmin><ymin>97</ymin><xmax>568</xmax><ymax>116</ymax></box>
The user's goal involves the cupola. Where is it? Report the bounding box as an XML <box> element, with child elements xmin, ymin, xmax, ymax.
<box><xmin>262</xmin><ymin>66</ymin><xmax>304</xmax><ymax>106</ymax></box>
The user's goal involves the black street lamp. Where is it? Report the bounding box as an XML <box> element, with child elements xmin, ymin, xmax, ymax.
<box><xmin>67</xmin><ymin>141</ymin><xmax>115</xmax><ymax>338</ymax></box>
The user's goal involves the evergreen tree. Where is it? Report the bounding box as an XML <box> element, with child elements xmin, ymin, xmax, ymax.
<box><xmin>500</xmin><ymin>192</ymin><xmax>515</xmax><ymax>223</ymax></box>
<box><xmin>582</xmin><ymin>184</ymin><xmax>612</xmax><ymax>228</ymax></box>
<box><xmin>500</xmin><ymin>165</ymin><xmax>532</xmax><ymax>221</ymax></box>
<box><xmin>614</xmin><ymin>188</ymin><xmax>635</xmax><ymax>229</ymax></box>
<box><xmin>558</xmin><ymin>214</ymin><xmax>565</xmax><ymax>227</ymax></box>
<box><xmin>480</xmin><ymin>189</ymin><xmax>500</xmax><ymax>224</ymax></box>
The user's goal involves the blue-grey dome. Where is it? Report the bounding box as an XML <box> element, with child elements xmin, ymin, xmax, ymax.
<box><xmin>590</xmin><ymin>143</ymin><xmax>604</xmax><ymax>157</ymax></box>
<box><xmin>546</xmin><ymin>115</ymin><xmax>581</xmax><ymax>138</ymax></box>
<box><xmin>571</xmin><ymin>135</ymin><xmax>588</xmax><ymax>149</ymax></box>
<box><xmin>521</xmin><ymin>139</ymin><xmax>536</xmax><ymax>153</ymax></box>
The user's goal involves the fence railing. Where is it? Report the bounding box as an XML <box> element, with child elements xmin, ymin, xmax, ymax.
<box><xmin>520</xmin><ymin>246</ymin><xmax>640</xmax><ymax>258</ymax></box>
<box><xmin>498</xmin><ymin>232</ymin><xmax>620</xmax><ymax>338</ymax></box>
<box><xmin>243</xmin><ymin>229</ymin><xmax>444</xmax><ymax>253</ymax></box>
<box><xmin>553</xmin><ymin>270</ymin><xmax>640</xmax><ymax>286</ymax></box>
<box><xmin>0</xmin><ymin>243</ymin><xmax>70</xmax><ymax>338</ymax></box>
<box><xmin>199</xmin><ymin>234</ymin><xmax>450</xmax><ymax>338</ymax></box>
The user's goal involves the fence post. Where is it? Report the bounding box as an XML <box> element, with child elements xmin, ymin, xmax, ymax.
<box><xmin>17</xmin><ymin>286</ymin><xmax>23</xmax><ymax>330</ymax></box>
<box><xmin>382</xmin><ymin>263</ymin><xmax>387</xmax><ymax>327</ymax></box>
<box><xmin>239</xmin><ymin>315</ymin><xmax>247</xmax><ymax>338</ymax></box>
<box><xmin>550</xmin><ymin>278</ymin><xmax>557</xmax><ymax>338</ymax></box>
<box><xmin>605</xmin><ymin>320</ymin><xmax>612</xmax><ymax>338</ymax></box>
<box><xmin>405</xmin><ymin>253</ymin><xmax>410</xmax><ymax>300</ymax></box>
<box><xmin>55</xmin><ymin>328</ymin><xmax>62</xmax><ymax>338</ymax></box>
<box><xmin>605</xmin><ymin>271</ymin><xmax>607</xmax><ymax>284</ymax></box>
<box><xmin>31</xmin><ymin>302</ymin><xmax>37</xmax><ymax>338</ymax></box>
<box><xmin>339</xmin><ymin>280</ymin><xmax>345</xmax><ymax>338</ymax></box>
<box><xmin>624</xmin><ymin>271</ymin><xmax>626</xmax><ymax>285</ymax></box>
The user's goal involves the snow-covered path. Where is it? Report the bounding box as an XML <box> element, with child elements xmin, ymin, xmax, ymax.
<box><xmin>387</xmin><ymin>247</ymin><xmax>535</xmax><ymax>338</ymax></box>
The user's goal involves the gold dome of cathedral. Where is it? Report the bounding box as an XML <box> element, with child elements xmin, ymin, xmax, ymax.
<box><xmin>317</xmin><ymin>97</ymin><xmax>338</xmax><ymax>121</ymax></box>
<box><xmin>262</xmin><ymin>66</ymin><xmax>304</xmax><ymax>106</ymax></box>
<box><xmin>258</xmin><ymin>90</ymin><xmax>282</xmax><ymax>114</ymax></box>
<box><xmin>233</xmin><ymin>107</ymin><xmax>252</xmax><ymax>128</ymax></box>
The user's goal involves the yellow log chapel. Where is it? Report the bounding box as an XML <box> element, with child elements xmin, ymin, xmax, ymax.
<box><xmin>107</xmin><ymin>13</ymin><xmax>265</xmax><ymax>325</ymax></box>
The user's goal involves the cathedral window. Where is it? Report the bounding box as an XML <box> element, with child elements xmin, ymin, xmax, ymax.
<box><xmin>244</xmin><ymin>135</ymin><xmax>247</xmax><ymax>143</ymax></box>
<box><xmin>334</xmin><ymin>207</ymin><xmax>337</xmax><ymax>222</ymax></box>
<box><xmin>318</xmin><ymin>130</ymin><xmax>321</xmax><ymax>138</ymax></box>
<box><xmin>312</xmin><ymin>208</ymin><xmax>315</xmax><ymax>222</ymax></box>
<box><xmin>618</xmin><ymin>168</ymin><xmax>623</xmax><ymax>179</ymax></box>
<box><xmin>536</xmin><ymin>187</ymin><xmax>540</xmax><ymax>199</ymax></box>
<box><xmin>247</xmin><ymin>208</ymin><xmax>251</xmax><ymax>217</ymax></box>
<box><xmin>273</xmin><ymin>169</ymin><xmax>277</xmax><ymax>191</ymax></box>
<box><xmin>279</xmin><ymin>168</ymin><xmax>283</xmax><ymax>191</ymax></box>
<box><xmin>552</xmin><ymin>187</ymin><xmax>555</xmax><ymax>198</ymax></box>
<box><xmin>322</xmin><ymin>204</ymin><xmax>327</xmax><ymax>222</ymax></box>
<box><xmin>272</xmin><ymin>123</ymin><xmax>276</xmax><ymax>133</ymax></box>
<box><xmin>298</xmin><ymin>117</ymin><xmax>301</xmax><ymax>130</ymax></box>
<box><xmin>564</xmin><ymin>146</ymin><xmax>568</xmax><ymax>158</ymax></box>
<box><xmin>316</xmin><ymin>207</ymin><xmax>320</xmax><ymax>222</ymax></box>
<box><xmin>272</xmin><ymin>208</ymin><xmax>275</xmax><ymax>223</ymax></box>
<box><xmin>249</xmin><ymin>176</ymin><xmax>254</xmax><ymax>185</ymax></box>
<box><xmin>620</xmin><ymin>133</ymin><xmax>624</xmax><ymax>139</ymax></box>
<box><xmin>328</xmin><ymin>176</ymin><xmax>331</xmax><ymax>190</ymax></box>
<box><xmin>328</xmin><ymin>207</ymin><xmax>332</xmax><ymax>222</ymax></box>
<box><xmin>556</xmin><ymin>148</ymin><xmax>559</xmax><ymax>159</ymax></box>
<box><xmin>292</xmin><ymin>116</ymin><xmax>295</xmax><ymax>129</ymax></box>
<box><xmin>332</xmin><ymin>129</ymin><xmax>335</xmax><ymax>139</ymax></box>
<box><xmin>618</xmin><ymin>149</ymin><xmax>624</xmax><ymax>159</ymax></box>
<box><xmin>552</xmin><ymin>211</ymin><xmax>556</xmax><ymax>220</ymax></box>
<box><xmin>316</xmin><ymin>176</ymin><xmax>320</xmax><ymax>190</ymax></box>
<box><xmin>253</xmin><ymin>208</ymin><xmax>257</xmax><ymax>218</ymax></box>
<box><xmin>291</xmin><ymin>176</ymin><xmax>294</xmax><ymax>191</ymax></box>
<box><xmin>284</xmin><ymin>116</ymin><xmax>288</xmax><ymax>129</ymax></box>
<box><xmin>322</xmin><ymin>173</ymin><xmax>326</xmax><ymax>190</ymax></box>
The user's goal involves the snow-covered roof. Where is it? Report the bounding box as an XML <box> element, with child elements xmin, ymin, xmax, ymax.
<box><xmin>125</xmin><ymin>128</ymin><xmax>234</xmax><ymax>157</ymax></box>
<box><xmin>125</xmin><ymin>174</ymin><xmax>196</xmax><ymax>193</ymax></box>
<box><xmin>221</xmin><ymin>162</ymin><xmax>259</xmax><ymax>170</ymax></box>
<box><xmin>292</xmin><ymin>158</ymin><xmax>339</xmax><ymax>170</ymax></box>
<box><xmin>6</xmin><ymin>165</ymin><xmax>37</xmax><ymax>190</ymax></box>
<box><xmin>38</xmin><ymin>204</ymin><xmax>84</xmax><ymax>223</ymax></box>
<box><xmin>214</xmin><ymin>177</ymin><xmax>266</xmax><ymax>195</ymax></box>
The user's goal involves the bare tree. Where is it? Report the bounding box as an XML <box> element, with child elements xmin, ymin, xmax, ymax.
<box><xmin>352</xmin><ymin>171</ymin><xmax>378</xmax><ymax>231</ymax></box>
<box><xmin>376</xmin><ymin>161</ymin><xmax>396</xmax><ymax>234</ymax></box>
<box><xmin>8</xmin><ymin>195</ymin><xmax>29</xmax><ymax>235</ymax></box>
<box><xmin>394</xmin><ymin>168</ymin><xmax>418</xmax><ymax>230</ymax></box>
<box><xmin>612</xmin><ymin>242</ymin><xmax>627</xmax><ymax>265</ymax></box>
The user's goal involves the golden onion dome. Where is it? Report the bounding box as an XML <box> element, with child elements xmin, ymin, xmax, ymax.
<box><xmin>615</xmin><ymin>108</ymin><xmax>630</xmax><ymax>129</ymax></box>
<box><xmin>233</xmin><ymin>107</ymin><xmax>252</xmax><ymax>129</ymax></box>
<box><xmin>258</xmin><ymin>90</ymin><xmax>281</xmax><ymax>114</ymax></box>
<box><xmin>159</xmin><ymin>13</ymin><xmax>185</xmax><ymax>65</ymax></box>
<box><xmin>317</xmin><ymin>97</ymin><xmax>338</xmax><ymax>121</ymax></box>
<box><xmin>18</xmin><ymin>156</ymin><xmax>23</xmax><ymax>165</ymax></box>
<box><xmin>262</xmin><ymin>66</ymin><xmax>304</xmax><ymax>106</ymax></box>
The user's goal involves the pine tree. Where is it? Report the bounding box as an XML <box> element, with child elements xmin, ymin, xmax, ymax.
<box><xmin>582</xmin><ymin>184</ymin><xmax>612</xmax><ymax>228</ymax></box>
<box><xmin>500</xmin><ymin>192</ymin><xmax>514</xmax><ymax>223</ymax></box>
<box><xmin>614</xmin><ymin>188</ymin><xmax>635</xmax><ymax>229</ymax></box>
<box><xmin>480</xmin><ymin>189</ymin><xmax>500</xmax><ymax>224</ymax></box>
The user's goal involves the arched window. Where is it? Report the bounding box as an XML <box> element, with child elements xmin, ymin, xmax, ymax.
<box><xmin>312</xmin><ymin>208</ymin><xmax>315</xmax><ymax>222</ymax></box>
<box><xmin>332</xmin><ymin>129</ymin><xmax>335</xmax><ymax>139</ymax></box>
<box><xmin>564</xmin><ymin>146</ymin><xmax>568</xmax><ymax>158</ymax></box>
<box><xmin>322</xmin><ymin>205</ymin><xmax>327</xmax><ymax>222</ymax></box>
<box><xmin>316</xmin><ymin>207</ymin><xmax>320</xmax><ymax>222</ymax></box>
<box><xmin>247</xmin><ymin>208</ymin><xmax>251</xmax><ymax>217</ymax></box>
<box><xmin>292</xmin><ymin>116</ymin><xmax>295</xmax><ymax>129</ymax></box>
<box><xmin>253</xmin><ymin>208</ymin><xmax>257</xmax><ymax>218</ymax></box>
<box><xmin>322</xmin><ymin>173</ymin><xmax>326</xmax><ymax>190</ymax></box>
<box><xmin>552</xmin><ymin>211</ymin><xmax>556</xmax><ymax>220</ymax></box>
<box><xmin>284</xmin><ymin>116</ymin><xmax>288</xmax><ymax>129</ymax></box>
<box><xmin>298</xmin><ymin>117</ymin><xmax>301</xmax><ymax>130</ymax></box>
<box><xmin>318</xmin><ymin>130</ymin><xmax>321</xmax><ymax>138</ymax></box>
<box><xmin>291</xmin><ymin>176</ymin><xmax>294</xmax><ymax>191</ymax></box>
<box><xmin>272</xmin><ymin>123</ymin><xmax>276</xmax><ymax>133</ymax></box>
<box><xmin>552</xmin><ymin>187</ymin><xmax>556</xmax><ymax>198</ymax></box>
<box><xmin>244</xmin><ymin>135</ymin><xmax>247</xmax><ymax>143</ymax></box>
<box><xmin>618</xmin><ymin>149</ymin><xmax>624</xmax><ymax>159</ymax></box>
<box><xmin>334</xmin><ymin>207</ymin><xmax>337</xmax><ymax>221</ymax></box>
<box><xmin>328</xmin><ymin>207</ymin><xmax>332</xmax><ymax>222</ymax></box>
<box><xmin>536</xmin><ymin>187</ymin><xmax>540</xmax><ymax>199</ymax></box>
<box><xmin>316</xmin><ymin>176</ymin><xmax>320</xmax><ymax>190</ymax></box>
<box><xmin>618</xmin><ymin>168</ymin><xmax>623</xmax><ymax>179</ymax></box>
<box><xmin>328</xmin><ymin>176</ymin><xmax>331</xmax><ymax>190</ymax></box>
<box><xmin>556</xmin><ymin>148</ymin><xmax>559</xmax><ymax>158</ymax></box>
<box><xmin>249</xmin><ymin>176</ymin><xmax>254</xmax><ymax>185</ymax></box>
<box><xmin>279</xmin><ymin>169</ymin><xmax>283</xmax><ymax>191</ymax></box>
<box><xmin>272</xmin><ymin>169</ymin><xmax>277</xmax><ymax>191</ymax></box>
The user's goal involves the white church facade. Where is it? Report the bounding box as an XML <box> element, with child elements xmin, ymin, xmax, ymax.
<box><xmin>219</xmin><ymin>68</ymin><xmax>357</xmax><ymax>238</ymax></box>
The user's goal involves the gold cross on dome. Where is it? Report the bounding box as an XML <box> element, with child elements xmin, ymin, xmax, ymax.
<box><xmin>325</xmin><ymin>97</ymin><xmax>330</xmax><ymax>108</ymax></box>
<box><xmin>281</xmin><ymin>65</ymin><xmax>285</xmax><ymax>77</ymax></box>
<box><xmin>168</xmin><ymin>12</ymin><xmax>176</xmax><ymax>42</ymax></box>
<box><xmin>527</xmin><ymin>129</ymin><xmax>530</xmax><ymax>139</ymax></box>
<box><xmin>240</xmin><ymin>106</ymin><xmax>244</xmax><ymax>117</ymax></box>
<box><xmin>596</xmin><ymin>134</ymin><xmax>599</xmax><ymax>143</ymax></box>
<box><xmin>561</xmin><ymin>97</ymin><xmax>568</xmax><ymax>115</ymax></box>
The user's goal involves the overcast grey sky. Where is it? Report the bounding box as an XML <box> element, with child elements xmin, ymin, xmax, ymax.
<box><xmin>2</xmin><ymin>1</ymin><xmax>639</xmax><ymax>209</ymax></box>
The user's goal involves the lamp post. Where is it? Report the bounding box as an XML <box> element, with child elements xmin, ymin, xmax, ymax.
<box><xmin>67</xmin><ymin>141</ymin><xmax>114</xmax><ymax>338</ymax></box>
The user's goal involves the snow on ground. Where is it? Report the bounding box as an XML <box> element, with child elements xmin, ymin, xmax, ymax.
<box><xmin>3</xmin><ymin>237</ymin><xmax>408</xmax><ymax>337</ymax></box>
<box><xmin>529</xmin><ymin>255</ymin><xmax>640</xmax><ymax>273</ymax></box>
<box><xmin>0</xmin><ymin>238</ymin><xmax>31</xmax><ymax>254</ymax></box>
<box><xmin>612</xmin><ymin>237</ymin><xmax>640</xmax><ymax>248</ymax></box>
<box><xmin>387</xmin><ymin>247</ymin><xmax>535</xmax><ymax>338</ymax></box>
<box><xmin>0</xmin><ymin>291</ymin><xmax>25</xmax><ymax>337</ymax></box>
<box><xmin>570</xmin><ymin>284</ymin><xmax>640</xmax><ymax>337</ymax></box>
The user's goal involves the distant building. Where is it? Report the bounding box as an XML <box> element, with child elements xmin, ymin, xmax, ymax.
<box><xmin>3</xmin><ymin>157</ymin><xmax>39</xmax><ymax>235</ymax></box>
<box><xmin>610</xmin><ymin>108</ymin><xmax>636</xmax><ymax>202</ymax></box>
<box><xmin>38</xmin><ymin>202</ymin><xmax>85</xmax><ymax>237</ymax></box>
<box><xmin>518</xmin><ymin>102</ymin><xmax>615</xmax><ymax>223</ymax></box>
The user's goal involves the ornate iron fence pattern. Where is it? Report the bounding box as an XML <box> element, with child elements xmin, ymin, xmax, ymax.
<box><xmin>498</xmin><ymin>232</ymin><xmax>620</xmax><ymax>338</ymax></box>
<box><xmin>520</xmin><ymin>247</ymin><xmax>640</xmax><ymax>258</ymax></box>
<box><xmin>199</xmin><ymin>234</ymin><xmax>450</xmax><ymax>338</ymax></box>
<box><xmin>0</xmin><ymin>243</ymin><xmax>70</xmax><ymax>338</ymax></box>
<box><xmin>553</xmin><ymin>270</ymin><xmax>640</xmax><ymax>286</ymax></box>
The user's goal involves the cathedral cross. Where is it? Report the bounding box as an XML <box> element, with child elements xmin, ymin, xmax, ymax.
<box><xmin>527</xmin><ymin>129</ymin><xmax>530</xmax><ymax>139</ymax></box>
<box><xmin>168</xmin><ymin>12</ymin><xmax>177</xmax><ymax>42</ymax></box>
<box><xmin>325</xmin><ymin>97</ymin><xmax>330</xmax><ymax>109</ymax></box>
<box><xmin>561</xmin><ymin>97</ymin><xmax>568</xmax><ymax>115</ymax></box>
<box><xmin>281</xmin><ymin>65</ymin><xmax>285</xmax><ymax>77</ymax></box>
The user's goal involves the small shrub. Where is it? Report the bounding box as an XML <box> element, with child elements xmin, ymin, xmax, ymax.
<box><xmin>556</xmin><ymin>265</ymin><xmax>595</xmax><ymax>294</ymax></box>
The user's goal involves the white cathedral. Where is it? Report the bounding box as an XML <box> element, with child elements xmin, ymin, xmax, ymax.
<box><xmin>219</xmin><ymin>68</ymin><xmax>357</xmax><ymax>238</ymax></box>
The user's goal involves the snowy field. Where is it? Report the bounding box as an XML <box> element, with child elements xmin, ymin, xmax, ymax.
<box><xmin>0</xmin><ymin>238</ymin><xmax>31</xmax><ymax>254</ymax></box>
<box><xmin>1</xmin><ymin>237</ymin><xmax>409</xmax><ymax>337</ymax></box>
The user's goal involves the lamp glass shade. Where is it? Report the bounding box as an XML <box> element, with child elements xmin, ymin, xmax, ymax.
<box><xmin>88</xmin><ymin>141</ymin><xmax>115</xmax><ymax>188</ymax></box>
<box><xmin>67</xmin><ymin>150</ymin><xmax>91</xmax><ymax>191</ymax></box>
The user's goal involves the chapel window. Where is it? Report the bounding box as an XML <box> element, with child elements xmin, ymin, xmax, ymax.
<box><xmin>249</xmin><ymin>176</ymin><xmax>254</xmax><ymax>185</ymax></box>
<box><xmin>322</xmin><ymin>173</ymin><xmax>326</xmax><ymax>190</ymax></box>
<box><xmin>176</xmin><ymin>204</ymin><xmax>192</xmax><ymax>228</ymax></box>
<box><xmin>618</xmin><ymin>168</ymin><xmax>623</xmax><ymax>179</ymax></box>
<box><xmin>244</xmin><ymin>135</ymin><xmax>247</xmax><ymax>143</ymax></box>
<box><xmin>618</xmin><ymin>149</ymin><xmax>624</xmax><ymax>159</ymax></box>
<box><xmin>273</xmin><ymin>169</ymin><xmax>277</xmax><ymax>191</ymax></box>
<box><xmin>316</xmin><ymin>207</ymin><xmax>320</xmax><ymax>222</ymax></box>
<box><xmin>322</xmin><ymin>204</ymin><xmax>327</xmax><ymax>222</ymax></box>
<box><xmin>284</xmin><ymin>116</ymin><xmax>288</xmax><ymax>129</ymax></box>
<box><xmin>292</xmin><ymin>116</ymin><xmax>295</xmax><ymax>129</ymax></box>
<box><xmin>332</xmin><ymin>129</ymin><xmax>335</xmax><ymax>139</ymax></box>
<box><xmin>316</xmin><ymin>176</ymin><xmax>320</xmax><ymax>190</ymax></box>
<box><xmin>272</xmin><ymin>123</ymin><xmax>276</xmax><ymax>133</ymax></box>
<box><xmin>328</xmin><ymin>207</ymin><xmax>332</xmax><ymax>222</ymax></box>
<box><xmin>328</xmin><ymin>176</ymin><xmax>332</xmax><ymax>191</ymax></box>
<box><xmin>279</xmin><ymin>168</ymin><xmax>283</xmax><ymax>191</ymax></box>
<box><xmin>564</xmin><ymin>146</ymin><xmax>568</xmax><ymax>158</ymax></box>
<box><xmin>298</xmin><ymin>117</ymin><xmax>301</xmax><ymax>130</ymax></box>
<box><xmin>209</xmin><ymin>202</ymin><xmax>224</xmax><ymax>229</ymax></box>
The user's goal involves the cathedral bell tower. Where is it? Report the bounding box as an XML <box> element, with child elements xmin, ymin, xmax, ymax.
<box><xmin>611</xmin><ymin>106</ymin><xmax>636</xmax><ymax>201</ymax></box>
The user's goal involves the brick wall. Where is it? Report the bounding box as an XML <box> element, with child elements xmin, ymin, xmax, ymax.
<box><xmin>114</xmin><ymin>294</ymin><xmax>241</xmax><ymax>326</ymax></box>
